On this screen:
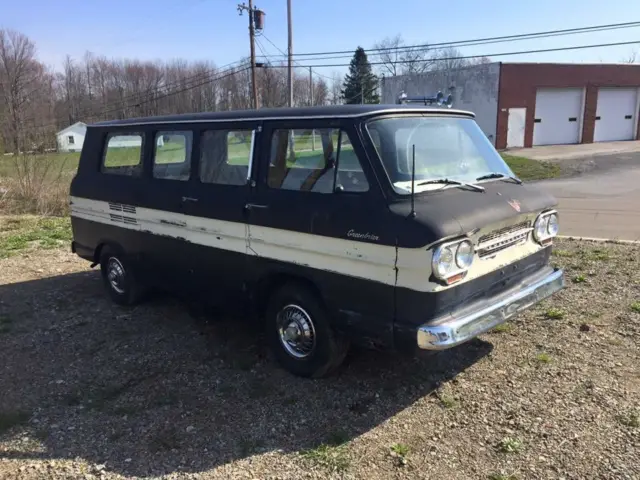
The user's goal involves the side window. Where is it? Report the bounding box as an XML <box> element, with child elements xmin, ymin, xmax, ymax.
<box><xmin>153</xmin><ymin>131</ymin><xmax>192</xmax><ymax>181</ymax></box>
<box><xmin>200</xmin><ymin>129</ymin><xmax>253</xmax><ymax>186</ymax></box>
<box><xmin>336</xmin><ymin>133</ymin><xmax>369</xmax><ymax>193</ymax></box>
<box><xmin>268</xmin><ymin>128</ymin><xmax>369</xmax><ymax>193</ymax></box>
<box><xmin>102</xmin><ymin>132</ymin><xmax>144</xmax><ymax>176</ymax></box>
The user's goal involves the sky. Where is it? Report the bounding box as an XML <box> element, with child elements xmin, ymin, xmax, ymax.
<box><xmin>2</xmin><ymin>0</ymin><xmax>640</xmax><ymax>81</ymax></box>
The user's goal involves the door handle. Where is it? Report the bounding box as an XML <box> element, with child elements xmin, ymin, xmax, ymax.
<box><xmin>244</xmin><ymin>203</ymin><xmax>268</xmax><ymax>211</ymax></box>
<box><xmin>181</xmin><ymin>196</ymin><xmax>199</xmax><ymax>203</ymax></box>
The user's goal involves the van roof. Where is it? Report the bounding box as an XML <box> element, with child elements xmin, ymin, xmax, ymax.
<box><xmin>90</xmin><ymin>104</ymin><xmax>474</xmax><ymax>127</ymax></box>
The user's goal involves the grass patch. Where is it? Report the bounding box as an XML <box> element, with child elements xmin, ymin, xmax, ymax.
<box><xmin>302</xmin><ymin>443</ymin><xmax>350</xmax><ymax>472</ymax></box>
<box><xmin>390</xmin><ymin>443</ymin><xmax>410</xmax><ymax>457</ymax></box>
<box><xmin>497</xmin><ymin>437</ymin><xmax>523</xmax><ymax>454</ymax></box>
<box><xmin>573</xmin><ymin>274</ymin><xmax>586</xmax><ymax>284</ymax></box>
<box><xmin>617</xmin><ymin>410</ymin><xmax>639</xmax><ymax>428</ymax></box>
<box><xmin>437</xmin><ymin>392</ymin><xmax>458</xmax><ymax>409</ymax></box>
<box><xmin>491</xmin><ymin>323</ymin><xmax>512</xmax><ymax>334</ymax></box>
<box><xmin>552</xmin><ymin>249</ymin><xmax>573</xmax><ymax>258</ymax></box>
<box><xmin>0</xmin><ymin>410</ymin><xmax>30</xmax><ymax>435</ymax></box>
<box><xmin>501</xmin><ymin>154</ymin><xmax>561</xmax><ymax>181</ymax></box>
<box><xmin>489</xmin><ymin>474</ymin><xmax>518</xmax><ymax>480</ymax></box>
<box><xmin>581</xmin><ymin>247</ymin><xmax>611</xmax><ymax>262</ymax></box>
<box><xmin>545</xmin><ymin>308</ymin><xmax>565</xmax><ymax>320</ymax></box>
<box><xmin>535</xmin><ymin>352</ymin><xmax>552</xmax><ymax>364</ymax></box>
<box><xmin>630</xmin><ymin>302</ymin><xmax>640</xmax><ymax>314</ymax></box>
<box><xmin>0</xmin><ymin>216</ymin><xmax>71</xmax><ymax>258</ymax></box>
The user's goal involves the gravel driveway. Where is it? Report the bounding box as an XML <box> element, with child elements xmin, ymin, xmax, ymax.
<box><xmin>0</xmin><ymin>241</ymin><xmax>639</xmax><ymax>479</ymax></box>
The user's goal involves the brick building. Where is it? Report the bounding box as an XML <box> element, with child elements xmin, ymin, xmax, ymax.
<box><xmin>380</xmin><ymin>62</ymin><xmax>640</xmax><ymax>149</ymax></box>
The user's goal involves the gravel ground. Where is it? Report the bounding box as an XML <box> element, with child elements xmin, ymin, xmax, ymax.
<box><xmin>0</xmin><ymin>239</ymin><xmax>639</xmax><ymax>480</ymax></box>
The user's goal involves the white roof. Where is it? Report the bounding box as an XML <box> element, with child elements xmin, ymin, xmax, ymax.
<box><xmin>57</xmin><ymin>121</ymin><xmax>87</xmax><ymax>136</ymax></box>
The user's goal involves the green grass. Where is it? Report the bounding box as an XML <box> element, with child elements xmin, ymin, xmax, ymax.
<box><xmin>489</xmin><ymin>474</ymin><xmax>518</xmax><ymax>480</ymax></box>
<box><xmin>0</xmin><ymin>216</ymin><xmax>72</xmax><ymax>258</ymax></box>
<box><xmin>497</xmin><ymin>437</ymin><xmax>523</xmax><ymax>454</ymax></box>
<box><xmin>491</xmin><ymin>323</ymin><xmax>512</xmax><ymax>334</ymax></box>
<box><xmin>630</xmin><ymin>302</ymin><xmax>640</xmax><ymax>313</ymax></box>
<box><xmin>0</xmin><ymin>152</ymin><xmax>80</xmax><ymax>177</ymax></box>
<box><xmin>501</xmin><ymin>154</ymin><xmax>561</xmax><ymax>181</ymax></box>
<box><xmin>617</xmin><ymin>410</ymin><xmax>639</xmax><ymax>428</ymax></box>
<box><xmin>573</xmin><ymin>274</ymin><xmax>587</xmax><ymax>284</ymax></box>
<box><xmin>302</xmin><ymin>443</ymin><xmax>350</xmax><ymax>472</ymax></box>
<box><xmin>536</xmin><ymin>352</ymin><xmax>552</xmax><ymax>364</ymax></box>
<box><xmin>545</xmin><ymin>308</ymin><xmax>565</xmax><ymax>320</ymax></box>
<box><xmin>552</xmin><ymin>249</ymin><xmax>574</xmax><ymax>258</ymax></box>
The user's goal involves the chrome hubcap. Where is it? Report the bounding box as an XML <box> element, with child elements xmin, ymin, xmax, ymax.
<box><xmin>277</xmin><ymin>304</ymin><xmax>316</xmax><ymax>358</ymax></box>
<box><xmin>106</xmin><ymin>257</ymin><xmax>126</xmax><ymax>294</ymax></box>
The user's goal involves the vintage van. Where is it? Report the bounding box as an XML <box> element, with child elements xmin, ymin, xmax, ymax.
<box><xmin>69</xmin><ymin>103</ymin><xmax>564</xmax><ymax>378</ymax></box>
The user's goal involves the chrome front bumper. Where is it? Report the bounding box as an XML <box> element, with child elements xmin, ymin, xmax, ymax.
<box><xmin>417</xmin><ymin>267</ymin><xmax>564</xmax><ymax>350</ymax></box>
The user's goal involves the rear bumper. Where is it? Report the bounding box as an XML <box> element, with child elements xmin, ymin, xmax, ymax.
<box><xmin>417</xmin><ymin>267</ymin><xmax>564</xmax><ymax>350</ymax></box>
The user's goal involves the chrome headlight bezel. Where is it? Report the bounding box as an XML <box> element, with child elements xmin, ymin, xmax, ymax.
<box><xmin>432</xmin><ymin>238</ymin><xmax>475</xmax><ymax>282</ymax></box>
<box><xmin>533</xmin><ymin>210</ymin><xmax>559</xmax><ymax>243</ymax></box>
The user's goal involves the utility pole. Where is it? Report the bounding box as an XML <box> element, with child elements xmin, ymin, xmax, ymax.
<box><xmin>287</xmin><ymin>0</ymin><xmax>293</xmax><ymax>108</ymax></box>
<box><xmin>238</xmin><ymin>1</ymin><xmax>265</xmax><ymax>109</ymax></box>
<box><xmin>309</xmin><ymin>66</ymin><xmax>315</xmax><ymax>150</ymax></box>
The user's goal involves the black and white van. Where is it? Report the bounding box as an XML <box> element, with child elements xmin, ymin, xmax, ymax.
<box><xmin>69</xmin><ymin>103</ymin><xmax>564</xmax><ymax>378</ymax></box>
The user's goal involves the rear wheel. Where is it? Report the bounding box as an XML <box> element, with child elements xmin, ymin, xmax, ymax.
<box><xmin>99</xmin><ymin>248</ymin><xmax>145</xmax><ymax>306</ymax></box>
<box><xmin>266</xmin><ymin>283</ymin><xmax>349</xmax><ymax>378</ymax></box>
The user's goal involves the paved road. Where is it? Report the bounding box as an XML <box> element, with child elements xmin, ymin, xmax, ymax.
<box><xmin>535</xmin><ymin>158</ymin><xmax>640</xmax><ymax>241</ymax></box>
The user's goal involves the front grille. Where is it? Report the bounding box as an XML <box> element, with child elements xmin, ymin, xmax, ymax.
<box><xmin>477</xmin><ymin>221</ymin><xmax>532</xmax><ymax>258</ymax></box>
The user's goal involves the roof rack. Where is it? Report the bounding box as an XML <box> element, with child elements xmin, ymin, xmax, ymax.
<box><xmin>396</xmin><ymin>90</ymin><xmax>454</xmax><ymax>108</ymax></box>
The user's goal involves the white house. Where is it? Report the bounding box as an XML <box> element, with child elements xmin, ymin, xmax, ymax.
<box><xmin>56</xmin><ymin>122</ymin><xmax>87</xmax><ymax>152</ymax></box>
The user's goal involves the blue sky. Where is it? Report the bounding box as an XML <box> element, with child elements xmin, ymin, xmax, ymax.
<box><xmin>2</xmin><ymin>0</ymin><xmax>640</xmax><ymax>79</ymax></box>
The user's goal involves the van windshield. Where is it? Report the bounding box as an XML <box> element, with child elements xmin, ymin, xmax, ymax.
<box><xmin>366</xmin><ymin>116</ymin><xmax>515</xmax><ymax>194</ymax></box>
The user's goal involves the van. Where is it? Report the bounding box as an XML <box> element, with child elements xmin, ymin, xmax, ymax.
<box><xmin>69</xmin><ymin>103</ymin><xmax>564</xmax><ymax>378</ymax></box>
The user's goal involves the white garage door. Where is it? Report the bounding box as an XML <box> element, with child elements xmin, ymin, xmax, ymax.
<box><xmin>533</xmin><ymin>88</ymin><xmax>584</xmax><ymax>146</ymax></box>
<box><xmin>594</xmin><ymin>88</ymin><xmax>638</xmax><ymax>142</ymax></box>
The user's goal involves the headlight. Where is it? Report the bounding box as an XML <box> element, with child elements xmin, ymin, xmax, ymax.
<box><xmin>533</xmin><ymin>211</ymin><xmax>559</xmax><ymax>242</ymax></box>
<box><xmin>432</xmin><ymin>245</ymin><xmax>454</xmax><ymax>278</ymax></box>
<box><xmin>547</xmin><ymin>213</ymin><xmax>559</xmax><ymax>236</ymax></box>
<box><xmin>432</xmin><ymin>238</ymin><xmax>474</xmax><ymax>282</ymax></box>
<box><xmin>455</xmin><ymin>240</ymin><xmax>474</xmax><ymax>268</ymax></box>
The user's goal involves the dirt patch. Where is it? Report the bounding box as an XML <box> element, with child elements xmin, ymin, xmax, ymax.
<box><xmin>0</xmin><ymin>240</ymin><xmax>639</xmax><ymax>479</ymax></box>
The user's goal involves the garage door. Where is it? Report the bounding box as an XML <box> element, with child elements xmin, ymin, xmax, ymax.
<box><xmin>594</xmin><ymin>88</ymin><xmax>638</xmax><ymax>142</ymax></box>
<box><xmin>533</xmin><ymin>88</ymin><xmax>584</xmax><ymax>146</ymax></box>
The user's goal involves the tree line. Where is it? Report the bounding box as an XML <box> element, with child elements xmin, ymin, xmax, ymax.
<box><xmin>1</xmin><ymin>28</ymin><xmax>487</xmax><ymax>154</ymax></box>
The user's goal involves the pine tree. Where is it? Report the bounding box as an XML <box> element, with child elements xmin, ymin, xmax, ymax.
<box><xmin>341</xmin><ymin>47</ymin><xmax>380</xmax><ymax>104</ymax></box>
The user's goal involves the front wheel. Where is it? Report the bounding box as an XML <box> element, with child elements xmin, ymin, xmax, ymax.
<box><xmin>266</xmin><ymin>283</ymin><xmax>349</xmax><ymax>378</ymax></box>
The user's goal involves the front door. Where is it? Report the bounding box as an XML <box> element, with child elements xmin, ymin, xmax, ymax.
<box><xmin>245</xmin><ymin>119</ymin><xmax>396</xmax><ymax>340</ymax></box>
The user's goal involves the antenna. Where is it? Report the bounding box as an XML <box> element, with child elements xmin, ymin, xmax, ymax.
<box><xmin>410</xmin><ymin>144</ymin><xmax>416</xmax><ymax>218</ymax></box>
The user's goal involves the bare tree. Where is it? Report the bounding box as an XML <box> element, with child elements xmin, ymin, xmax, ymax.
<box><xmin>0</xmin><ymin>29</ymin><xmax>42</xmax><ymax>153</ymax></box>
<box><xmin>372</xmin><ymin>35</ymin><xmax>434</xmax><ymax>77</ymax></box>
<box><xmin>621</xmin><ymin>49</ymin><xmax>638</xmax><ymax>63</ymax></box>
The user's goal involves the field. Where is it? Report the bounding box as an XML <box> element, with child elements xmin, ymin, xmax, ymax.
<box><xmin>0</xmin><ymin>218</ymin><xmax>638</xmax><ymax>479</ymax></box>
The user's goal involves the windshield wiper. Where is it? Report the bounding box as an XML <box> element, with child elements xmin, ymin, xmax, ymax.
<box><xmin>416</xmin><ymin>178</ymin><xmax>485</xmax><ymax>192</ymax></box>
<box><xmin>476</xmin><ymin>172</ymin><xmax>523</xmax><ymax>185</ymax></box>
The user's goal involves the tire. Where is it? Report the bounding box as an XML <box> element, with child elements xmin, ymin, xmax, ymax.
<box><xmin>265</xmin><ymin>283</ymin><xmax>349</xmax><ymax>378</ymax></box>
<box><xmin>99</xmin><ymin>248</ymin><xmax>145</xmax><ymax>306</ymax></box>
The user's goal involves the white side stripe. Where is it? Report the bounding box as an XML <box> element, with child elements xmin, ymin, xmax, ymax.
<box><xmin>70</xmin><ymin>197</ymin><xmax>545</xmax><ymax>293</ymax></box>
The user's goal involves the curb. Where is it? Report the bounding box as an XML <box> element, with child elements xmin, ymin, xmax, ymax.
<box><xmin>557</xmin><ymin>235</ymin><xmax>640</xmax><ymax>245</ymax></box>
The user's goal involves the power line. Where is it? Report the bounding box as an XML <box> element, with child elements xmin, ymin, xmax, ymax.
<box><xmin>262</xmin><ymin>39</ymin><xmax>640</xmax><ymax>69</ymax></box>
<box><xmin>284</xmin><ymin>20</ymin><xmax>640</xmax><ymax>58</ymax></box>
<box><xmin>258</xmin><ymin>33</ymin><xmax>335</xmax><ymax>81</ymax></box>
